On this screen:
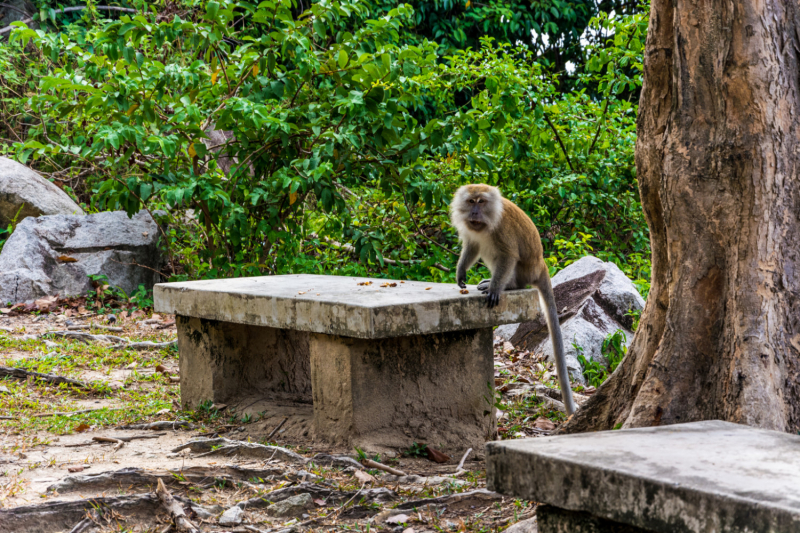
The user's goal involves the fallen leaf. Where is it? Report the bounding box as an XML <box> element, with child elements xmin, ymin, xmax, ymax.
<box><xmin>354</xmin><ymin>470</ymin><xmax>377</xmax><ymax>484</ymax></box>
<box><xmin>74</xmin><ymin>423</ymin><xmax>91</xmax><ymax>433</ymax></box>
<box><xmin>57</xmin><ymin>255</ymin><xmax>78</xmax><ymax>263</ymax></box>
<box><xmin>386</xmin><ymin>514</ymin><xmax>410</xmax><ymax>525</ymax></box>
<box><xmin>460</xmin><ymin>289</ymin><xmax>469</xmax><ymax>294</ymax></box>
<box><xmin>425</xmin><ymin>287</ymin><xmax>432</xmax><ymax>290</ymax></box>
<box><xmin>34</xmin><ymin>295</ymin><xmax>59</xmax><ymax>311</ymax></box>
<box><xmin>150</xmin><ymin>314</ymin><xmax>162</xmax><ymax>321</ymax></box>
<box><xmin>155</xmin><ymin>364</ymin><xmax>170</xmax><ymax>375</ymax></box>
<box><xmin>357</xmin><ymin>281</ymin><xmax>373</xmax><ymax>286</ymax></box>
<box><xmin>131</xmin><ymin>310</ymin><xmax>145</xmax><ymax>319</ymax></box>
<box><xmin>0</xmin><ymin>308</ymin><xmax>10</xmax><ymax>314</ymax></box>
<box><xmin>67</xmin><ymin>466</ymin><xmax>85</xmax><ymax>473</ymax></box>
<box><xmin>313</xmin><ymin>498</ymin><xmax>326</xmax><ymax>506</ymax></box>
<box><xmin>380</xmin><ymin>282</ymin><xmax>398</xmax><ymax>288</ymax></box>
<box><xmin>425</xmin><ymin>446</ymin><xmax>451</xmax><ymax>464</ymax></box>
<box><xmin>583</xmin><ymin>386</ymin><xmax>597</xmax><ymax>395</ymax></box>
<box><xmin>403</xmin><ymin>528</ymin><xmax>415</xmax><ymax>533</ymax></box>
<box><xmin>534</xmin><ymin>417</ymin><xmax>556</xmax><ymax>431</ymax></box>
<box><xmin>142</xmin><ymin>232</ymin><xmax>149</xmax><ymax>237</ymax></box>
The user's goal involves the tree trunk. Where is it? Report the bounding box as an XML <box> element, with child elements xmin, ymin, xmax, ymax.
<box><xmin>564</xmin><ymin>0</ymin><xmax>800</xmax><ymax>433</ymax></box>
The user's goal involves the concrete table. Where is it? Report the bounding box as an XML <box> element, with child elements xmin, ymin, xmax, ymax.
<box><xmin>154</xmin><ymin>274</ymin><xmax>540</xmax><ymax>451</ymax></box>
<box><xmin>487</xmin><ymin>420</ymin><xmax>800</xmax><ymax>532</ymax></box>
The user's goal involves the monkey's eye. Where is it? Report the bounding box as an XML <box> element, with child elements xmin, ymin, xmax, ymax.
<box><xmin>468</xmin><ymin>199</ymin><xmax>475</xmax><ymax>203</ymax></box>
<box><xmin>477</xmin><ymin>199</ymin><xmax>484</xmax><ymax>203</ymax></box>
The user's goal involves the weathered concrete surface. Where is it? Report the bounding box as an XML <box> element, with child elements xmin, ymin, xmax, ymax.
<box><xmin>537</xmin><ymin>505</ymin><xmax>651</xmax><ymax>533</ymax></box>
<box><xmin>310</xmin><ymin>328</ymin><xmax>495</xmax><ymax>452</ymax></box>
<box><xmin>155</xmin><ymin>274</ymin><xmax>540</xmax><ymax>339</ymax></box>
<box><xmin>176</xmin><ymin>316</ymin><xmax>311</xmax><ymax>408</ymax></box>
<box><xmin>487</xmin><ymin>421</ymin><xmax>800</xmax><ymax>533</ymax></box>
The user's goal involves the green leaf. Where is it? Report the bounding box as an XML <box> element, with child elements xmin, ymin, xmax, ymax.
<box><xmin>206</xmin><ymin>1</ymin><xmax>220</xmax><ymax>19</ymax></box>
<box><xmin>337</xmin><ymin>50</ymin><xmax>348</xmax><ymax>69</ymax></box>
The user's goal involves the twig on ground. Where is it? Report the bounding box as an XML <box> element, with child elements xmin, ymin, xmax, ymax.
<box><xmin>0</xmin><ymin>366</ymin><xmax>90</xmax><ymax>389</ymax></box>
<box><xmin>93</xmin><ymin>436</ymin><xmax>125</xmax><ymax>451</ymax></box>
<box><xmin>172</xmin><ymin>438</ymin><xmax>307</xmax><ymax>463</ymax></box>
<box><xmin>93</xmin><ymin>324</ymin><xmax>124</xmax><ymax>332</ymax></box>
<box><xmin>455</xmin><ymin>447</ymin><xmax>473</xmax><ymax>475</ymax></box>
<box><xmin>47</xmin><ymin>331</ymin><xmax>128</xmax><ymax>343</ymax></box>
<box><xmin>361</xmin><ymin>458</ymin><xmax>406</xmax><ymax>476</ymax></box>
<box><xmin>119</xmin><ymin>340</ymin><xmax>177</xmax><ymax>350</ymax></box>
<box><xmin>68</xmin><ymin>511</ymin><xmax>98</xmax><ymax>533</ymax></box>
<box><xmin>64</xmin><ymin>433</ymin><xmax>166</xmax><ymax>447</ymax></box>
<box><xmin>40</xmin><ymin>330</ymin><xmax>176</xmax><ymax>350</ymax></box>
<box><xmin>156</xmin><ymin>478</ymin><xmax>200</xmax><ymax>533</ymax></box>
<box><xmin>33</xmin><ymin>408</ymin><xmax>120</xmax><ymax>418</ymax></box>
<box><xmin>119</xmin><ymin>421</ymin><xmax>195</xmax><ymax>430</ymax></box>
<box><xmin>243</xmin><ymin>526</ymin><xmax>270</xmax><ymax>533</ymax></box>
<box><xmin>267</xmin><ymin>416</ymin><xmax>289</xmax><ymax>440</ymax></box>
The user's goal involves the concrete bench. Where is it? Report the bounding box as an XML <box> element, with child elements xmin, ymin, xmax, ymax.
<box><xmin>154</xmin><ymin>274</ymin><xmax>539</xmax><ymax>452</ymax></box>
<box><xmin>487</xmin><ymin>420</ymin><xmax>800</xmax><ymax>532</ymax></box>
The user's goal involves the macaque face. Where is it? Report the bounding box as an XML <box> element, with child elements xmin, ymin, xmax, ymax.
<box><xmin>465</xmin><ymin>194</ymin><xmax>490</xmax><ymax>232</ymax></box>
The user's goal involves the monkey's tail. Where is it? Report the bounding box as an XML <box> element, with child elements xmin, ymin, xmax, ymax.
<box><xmin>537</xmin><ymin>276</ymin><xmax>577</xmax><ymax>416</ymax></box>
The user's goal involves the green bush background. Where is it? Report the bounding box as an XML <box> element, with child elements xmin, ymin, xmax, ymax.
<box><xmin>0</xmin><ymin>0</ymin><xmax>650</xmax><ymax>297</ymax></box>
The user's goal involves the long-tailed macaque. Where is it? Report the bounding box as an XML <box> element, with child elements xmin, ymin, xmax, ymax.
<box><xmin>450</xmin><ymin>184</ymin><xmax>576</xmax><ymax>415</ymax></box>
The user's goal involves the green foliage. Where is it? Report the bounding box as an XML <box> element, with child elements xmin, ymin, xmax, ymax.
<box><xmin>0</xmin><ymin>204</ymin><xmax>24</xmax><ymax>255</ymax></box>
<box><xmin>128</xmin><ymin>284</ymin><xmax>155</xmax><ymax>310</ymax></box>
<box><xmin>402</xmin><ymin>441</ymin><xmax>428</xmax><ymax>457</ymax></box>
<box><xmin>577</xmin><ymin>329</ymin><xmax>628</xmax><ymax>387</ymax></box>
<box><xmin>1</xmin><ymin>1</ymin><xmax>652</xmax><ymax>293</ymax></box>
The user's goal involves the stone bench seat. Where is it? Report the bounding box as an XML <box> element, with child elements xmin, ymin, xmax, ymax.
<box><xmin>154</xmin><ymin>274</ymin><xmax>540</xmax><ymax>451</ymax></box>
<box><xmin>487</xmin><ymin>420</ymin><xmax>800</xmax><ymax>532</ymax></box>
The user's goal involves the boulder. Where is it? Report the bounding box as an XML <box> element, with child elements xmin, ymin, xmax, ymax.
<box><xmin>496</xmin><ymin>256</ymin><xmax>645</xmax><ymax>383</ymax></box>
<box><xmin>0</xmin><ymin>157</ymin><xmax>84</xmax><ymax>226</ymax></box>
<box><xmin>0</xmin><ymin>211</ymin><xmax>161</xmax><ymax>304</ymax></box>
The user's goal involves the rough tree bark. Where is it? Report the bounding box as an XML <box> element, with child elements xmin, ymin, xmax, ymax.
<box><xmin>564</xmin><ymin>0</ymin><xmax>800</xmax><ymax>432</ymax></box>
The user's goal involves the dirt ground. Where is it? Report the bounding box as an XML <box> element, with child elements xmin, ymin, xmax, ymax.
<box><xmin>0</xmin><ymin>307</ymin><xmax>587</xmax><ymax>532</ymax></box>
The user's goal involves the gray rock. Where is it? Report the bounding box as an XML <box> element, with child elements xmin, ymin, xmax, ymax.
<box><xmin>551</xmin><ymin>256</ymin><xmax>645</xmax><ymax>329</ymax></box>
<box><xmin>0</xmin><ymin>210</ymin><xmax>161</xmax><ymax>304</ymax></box>
<box><xmin>0</xmin><ymin>157</ymin><xmax>84</xmax><ymax>226</ymax></box>
<box><xmin>266</xmin><ymin>493</ymin><xmax>314</xmax><ymax>518</ymax></box>
<box><xmin>540</xmin><ymin>298</ymin><xmax>634</xmax><ymax>382</ymax></box>
<box><xmin>0</xmin><ymin>386</ymin><xmax>9</xmax><ymax>394</ymax></box>
<box><xmin>496</xmin><ymin>255</ymin><xmax>643</xmax><ymax>384</ymax></box>
<box><xmin>505</xmin><ymin>517</ymin><xmax>538</xmax><ymax>533</ymax></box>
<box><xmin>494</xmin><ymin>323</ymin><xmax>520</xmax><ymax>343</ymax></box>
<box><xmin>218</xmin><ymin>505</ymin><xmax>244</xmax><ymax>525</ymax></box>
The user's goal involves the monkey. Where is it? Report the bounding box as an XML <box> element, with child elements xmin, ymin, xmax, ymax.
<box><xmin>450</xmin><ymin>184</ymin><xmax>577</xmax><ymax>415</ymax></box>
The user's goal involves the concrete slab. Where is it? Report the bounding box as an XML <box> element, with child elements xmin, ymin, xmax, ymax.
<box><xmin>487</xmin><ymin>421</ymin><xmax>800</xmax><ymax>533</ymax></box>
<box><xmin>154</xmin><ymin>274</ymin><xmax>540</xmax><ymax>339</ymax></box>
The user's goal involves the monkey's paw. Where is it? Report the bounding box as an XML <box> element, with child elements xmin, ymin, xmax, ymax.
<box><xmin>486</xmin><ymin>291</ymin><xmax>500</xmax><ymax>308</ymax></box>
<box><xmin>476</xmin><ymin>279</ymin><xmax>491</xmax><ymax>292</ymax></box>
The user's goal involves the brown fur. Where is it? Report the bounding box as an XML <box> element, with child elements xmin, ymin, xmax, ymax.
<box><xmin>450</xmin><ymin>184</ymin><xmax>577</xmax><ymax>414</ymax></box>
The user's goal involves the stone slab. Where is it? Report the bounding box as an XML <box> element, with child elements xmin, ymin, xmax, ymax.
<box><xmin>486</xmin><ymin>421</ymin><xmax>800</xmax><ymax>533</ymax></box>
<box><xmin>155</xmin><ymin>274</ymin><xmax>540</xmax><ymax>339</ymax></box>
